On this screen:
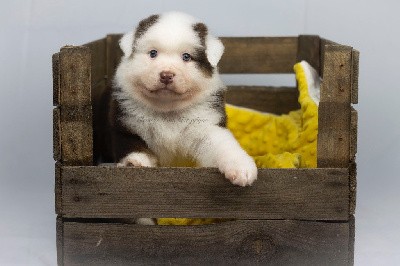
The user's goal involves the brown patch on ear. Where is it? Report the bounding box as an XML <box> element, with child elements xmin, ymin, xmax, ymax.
<box><xmin>193</xmin><ymin>48</ymin><xmax>214</xmax><ymax>77</ymax></box>
<box><xmin>193</xmin><ymin>23</ymin><xmax>208</xmax><ymax>46</ymax></box>
<box><xmin>131</xmin><ymin>14</ymin><xmax>159</xmax><ymax>55</ymax></box>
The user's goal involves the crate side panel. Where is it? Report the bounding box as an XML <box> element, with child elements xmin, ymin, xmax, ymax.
<box><xmin>297</xmin><ymin>35</ymin><xmax>321</xmax><ymax>74</ymax></box>
<box><xmin>62</xmin><ymin>219</ymin><xmax>351</xmax><ymax>265</ymax></box>
<box><xmin>59</xmin><ymin>46</ymin><xmax>91</xmax><ymax>106</ymax></box>
<box><xmin>106</xmin><ymin>34</ymin><xmax>123</xmax><ymax>87</ymax></box>
<box><xmin>317</xmin><ymin>102</ymin><xmax>351</xmax><ymax>168</ymax></box>
<box><xmin>318</xmin><ymin>44</ymin><xmax>353</xmax><ymax>168</ymax></box>
<box><xmin>351</xmin><ymin>49</ymin><xmax>360</xmax><ymax>104</ymax></box>
<box><xmin>53</xmin><ymin>107</ymin><xmax>61</xmax><ymax>161</ymax></box>
<box><xmin>219</xmin><ymin>37</ymin><xmax>298</xmax><ymax>74</ymax></box>
<box><xmin>226</xmin><ymin>86</ymin><xmax>300</xmax><ymax>114</ymax></box>
<box><xmin>59</xmin><ymin>106</ymin><xmax>93</xmax><ymax>165</ymax></box>
<box><xmin>84</xmin><ymin>38</ymin><xmax>107</xmax><ymax>86</ymax></box>
<box><xmin>52</xmin><ymin>53</ymin><xmax>60</xmax><ymax>106</ymax></box>
<box><xmin>60</xmin><ymin>167</ymin><xmax>349</xmax><ymax>220</ymax></box>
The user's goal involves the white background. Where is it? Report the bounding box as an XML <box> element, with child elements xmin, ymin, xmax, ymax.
<box><xmin>1</xmin><ymin>1</ymin><xmax>399</xmax><ymax>265</ymax></box>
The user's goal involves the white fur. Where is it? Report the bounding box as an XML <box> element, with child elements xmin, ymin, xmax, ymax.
<box><xmin>114</xmin><ymin>12</ymin><xmax>257</xmax><ymax>186</ymax></box>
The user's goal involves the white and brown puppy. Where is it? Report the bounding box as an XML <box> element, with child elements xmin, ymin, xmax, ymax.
<box><xmin>102</xmin><ymin>12</ymin><xmax>257</xmax><ymax>188</ymax></box>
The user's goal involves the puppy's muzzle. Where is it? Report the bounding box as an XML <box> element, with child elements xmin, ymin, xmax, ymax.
<box><xmin>160</xmin><ymin>71</ymin><xmax>175</xmax><ymax>85</ymax></box>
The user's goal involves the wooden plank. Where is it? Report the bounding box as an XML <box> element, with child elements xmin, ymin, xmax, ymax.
<box><xmin>53</xmin><ymin>107</ymin><xmax>61</xmax><ymax>161</ymax></box>
<box><xmin>59</xmin><ymin>46</ymin><xmax>91</xmax><ymax>106</ymax></box>
<box><xmin>62</xmin><ymin>219</ymin><xmax>351</xmax><ymax>265</ymax></box>
<box><xmin>59</xmin><ymin>106</ymin><xmax>93</xmax><ymax>165</ymax></box>
<box><xmin>106</xmin><ymin>34</ymin><xmax>123</xmax><ymax>87</ymax></box>
<box><xmin>351</xmin><ymin>49</ymin><xmax>360</xmax><ymax>104</ymax></box>
<box><xmin>350</xmin><ymin>108</ymin><xmax>358</xmax><ymax>160</ymax></box>
<box><xmin>84</xmin><ymin>38</ymin><xmax>107</xmax><ymax>86</ymax></box>
<box><xmin>55</xmin><ymin>162</ymin><xmax>62</xmax><ymax>214</ymax></box>
<box><xmin>349</xmin><ymin>162</ymin><xmax>357</xmax><ymax>215</ymax></box>
<box><xmin>297</xmin><ymin>35</ymin><xmax>320</xmax><ymax>74</ymax></box>
<box><xmin>320</xmin><ymin>45</ymin><xmax>353</xmax><ymax>103</ymax></box>
<box><xmin>317</xmin><ymin>102</ymin><xmax>351</xmax><ymax>168</ymax></box>
<box><xmin>58</xmin><ymin>166</ymin><xmax>349</xmax><ymax>220</ymax></box>
<box><xmin>317</xmin><ymin>44</ymin><xmax>353</xmax><ymax>168</ymax></box>
<box><xmin>57</xmin><ymin>216</ymin><xmax>64</xmax><ymax>266</ymax></box>
<box><xmin>52</xmin><ymin>53</ymin><xmax>60</xmax><ymax>106</ymax></box>
<box><xmin>320</xmin><ymin>38</ymin><xmax>339</xmax><ymax>78</ymax></box>
<box><xmin>348</xmin><ymin>215</ymin><xmax>355</xmax><ymax>265</ymax></box>
<box><xmin>219</xmin><ymin>37</ymin><xmax>298</xmax><ymax>74</ymax></box>
<box><xmin>226</xmin><ymin>86</ymin><xmax>299</xmax><ymax>114</ymax></box>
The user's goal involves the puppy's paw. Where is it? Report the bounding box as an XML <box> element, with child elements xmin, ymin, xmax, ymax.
<box><xmin>219</xmin><ymin>153</ymin><xmax>258</xmax><ymax>187</ymax></box>
<box><xmin>117</xmin><ymin>152</ymin><xmax>158</xmax><ymax>167</ymax></box>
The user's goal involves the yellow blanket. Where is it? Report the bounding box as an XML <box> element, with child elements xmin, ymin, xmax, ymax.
<box><xmin>157</xmin><ymin>61</ymin><xmax>320</xmax><ymax>226</ymax></box>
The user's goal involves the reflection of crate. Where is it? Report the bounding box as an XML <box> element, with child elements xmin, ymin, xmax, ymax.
<box><xmin>53</xmin><ymin>35</ymin><xmax>359</xmax><ymax>265</ymax></box>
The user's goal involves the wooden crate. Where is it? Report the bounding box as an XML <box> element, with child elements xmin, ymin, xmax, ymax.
<box><xmin>53</xmin><ymin>35</ymin><xmax>359</xmax><ymax>265</ymax></box>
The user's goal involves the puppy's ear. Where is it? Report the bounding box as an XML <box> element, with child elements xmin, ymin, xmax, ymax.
<box><xmin>119</xmin><ymin>31</ymin><xmax>134</xmax><ymax>58</ymax></box>
<box><xmin>206</xmin><ymin>36</ymin><xmax>224</xmax><ymax>67</ymax></box>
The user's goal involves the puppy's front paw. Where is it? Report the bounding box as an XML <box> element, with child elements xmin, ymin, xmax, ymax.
<box><xmin>219</xmin><ymin>153</ymin><xmax>258</xmax><ymax>187</ymax></box>
<box><xmin>117</xmin><ymin>152</ymin><xmax>158</xmax><ymax>167</ymax></box>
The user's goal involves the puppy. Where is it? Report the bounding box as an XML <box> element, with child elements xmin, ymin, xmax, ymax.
<box><xmin>102</xmin><ymin>12</ymin><xmax>257</xmax><ymax>189</ymax></box>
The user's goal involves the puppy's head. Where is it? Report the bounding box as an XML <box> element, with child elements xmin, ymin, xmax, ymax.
<box><xmin>115</xmin><ymin>12</ymin><xmax>225</xmax><ymax>112</ymax></box>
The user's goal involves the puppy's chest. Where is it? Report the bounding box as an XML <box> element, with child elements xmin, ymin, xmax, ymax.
<box><xmin>122</xmin><ymin>107</ymin><xmax>220</xmax><ymax>163</ymax></box>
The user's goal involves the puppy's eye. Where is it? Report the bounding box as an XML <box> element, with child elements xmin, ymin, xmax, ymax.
<box><xmin>182</xmin><ymin>53</ymin><xmax>191</xmax><ymax>62</ymax></box>
<box><xmin>149</xmin><ymin>50</ymin><xmax>158</xmax><ymax>58</ymax></box>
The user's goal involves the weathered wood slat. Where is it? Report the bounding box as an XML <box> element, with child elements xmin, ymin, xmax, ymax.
<box><xmin>317</xmin><ymin>44</ymin><xmax>353</xmax><ymax>168</ymax></box>
<box><xmin>219</xmin><ymin>37</ymin><xmax>298</xmax><ymax>74</ymax></box>
<box><xmin>351</xmin><ymin>49</ymin><xmax>360</xmax><ymax>104</ymax></box>
<box><xmin>320</xmin><ymin>45</ymin><xmax>353</xmax><ymax>103</ymax></box>
<box><xmin>350</xmin><ymin>108</ymin><xmax>358</xmax><ymax>160</ymax></box>
<box><xmin>106</xmin><ymin>34</ymin><xmax>123</xmax><ymax>87</ymax></box>
<box><xmin>297</xmin><ymin>35</ymin><xmax>320</xmax><ymax>74</ymax></box>
<box><xmin>57</xmin><ymin>216</ymin><xmax>64</xmax><ymax>266</ymax></box>
<box><xmin>53</xmin><ymin>107</ymin><xmax>61</xmax><ymax>161</ymax></box>
<box><xmin>317</xmin><ymin>102</ymin><xmax>351</xmax><ymax>168</ymax></box>
<box><xmin>84</xmin><ymin>38</ymin><xmax>107</xmax><ymax>86</ymax></box>
<box><xmin>226</xmin><ymin>86</ymin><xmax>299</xmax><ymax>114</ymax></box>
<box><xmin>60</xmin><ymin>219</ymin><xmax>352</xmax><ymax>266</ymax></box>
<box><xmin>56</xmin><ymin>46</ymin><xmax>93</xmax><ymax>165</ymax></box>
<box><xmin>59</xmin><ymin>46</ymin><xmax>91</xmax><ymax>106</ymax></box>
<box><xmin>52</xmin><ymin>53</ymin><xmax>60</xmax><ymax>106</ymax></box>
<box><xmin>59</xmin><ymin>106</ymin><xmax>93</xmax><ymax>165</ymax></box>
<box><xmin>58</xmin><ymin>166</ymin><xmax>349</xmax><ymax>220</ymax></box>
<box><xmin>349</xmin><ymin>162</ymin><xmax>357</xmax><ymax>215</ymax></box>
<box><xmin>55</xmin><ymin>163</ymin><xmax>62</xmax><ymax>214</ymax></box>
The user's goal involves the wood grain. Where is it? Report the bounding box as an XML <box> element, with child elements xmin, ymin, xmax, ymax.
<box><xmin>106</xmin><ymin>34</ymin><xmax>123</xmax><ymax>87</ymax></box>
<box><xmin>59</xmin><ymin>46</ymin><xmax>91</xmax><ymax>106</ymax></box>
<box><xmin>58</xmin><ymin>166</ymin><xmax>349</xmax><ymax>220</ymax></box>
<box><xmin>226</xmin><ymin>86</ymin><xmax>299</xmax><ymax>114</ymax></box>
<box><xmin>317</xmin><ymin>43</ymin><xmax>353</xmax><ymax>168</ymax></box>
<box><xmin>60</xmin><ymin>219</ymin><xmax>352</xmax><ymax>266</ymax></box>
<box><xmin>219</xmin><ymin>37</ymin><xmax>298</xmax><ymax>73</ymax></box>
<box><xmin>317</xmin><ymin>102</ymin><xmax>351</xmax><ymax>168</ymax></box>
<box><xmin>57</xmin><ymin>216</ymin><xmax>64</xmax><ymax>266</ymax></box>
<box><xmin>297</xmin><ymin>35</ymin><xmax>320</xmax><ymax>74</ymax></box>
<box><xmin>350</xmin><ymin>108</ymin><xmax>358</xmax><ymax>161</ymax></box>
<box><xmin>351</xmin><ymin>49</ymin><xmax>360</xmax><ymax>104</ymax></box>
<box><xmin>349</xmin><ymin>162</ymin><xmax>357</xmax><ymax>215</ymax></box>
<box><xmin>84</xmin><ymin>38</ymin><xmax>107</xmax><ymax>86</ymax></box>
<box><xmin>53</xmin><ymin>107</ymin><xmax>61</xmax><ymax>161</ymax></box>
<box><xmin>52</xmin><ymin>53</ymin><xmax>60</xmax><ymax>106</ymax></box>
<box><xmin>59</xmin><ymin>106</ymin><xmax>93</xmax><ymax>165</ymax></box>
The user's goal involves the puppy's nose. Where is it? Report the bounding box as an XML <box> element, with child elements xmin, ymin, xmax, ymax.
<box><xmin>160</xmin><ymin>71</ymin><xmax>175</xmax><ymax>85</ymax></box>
